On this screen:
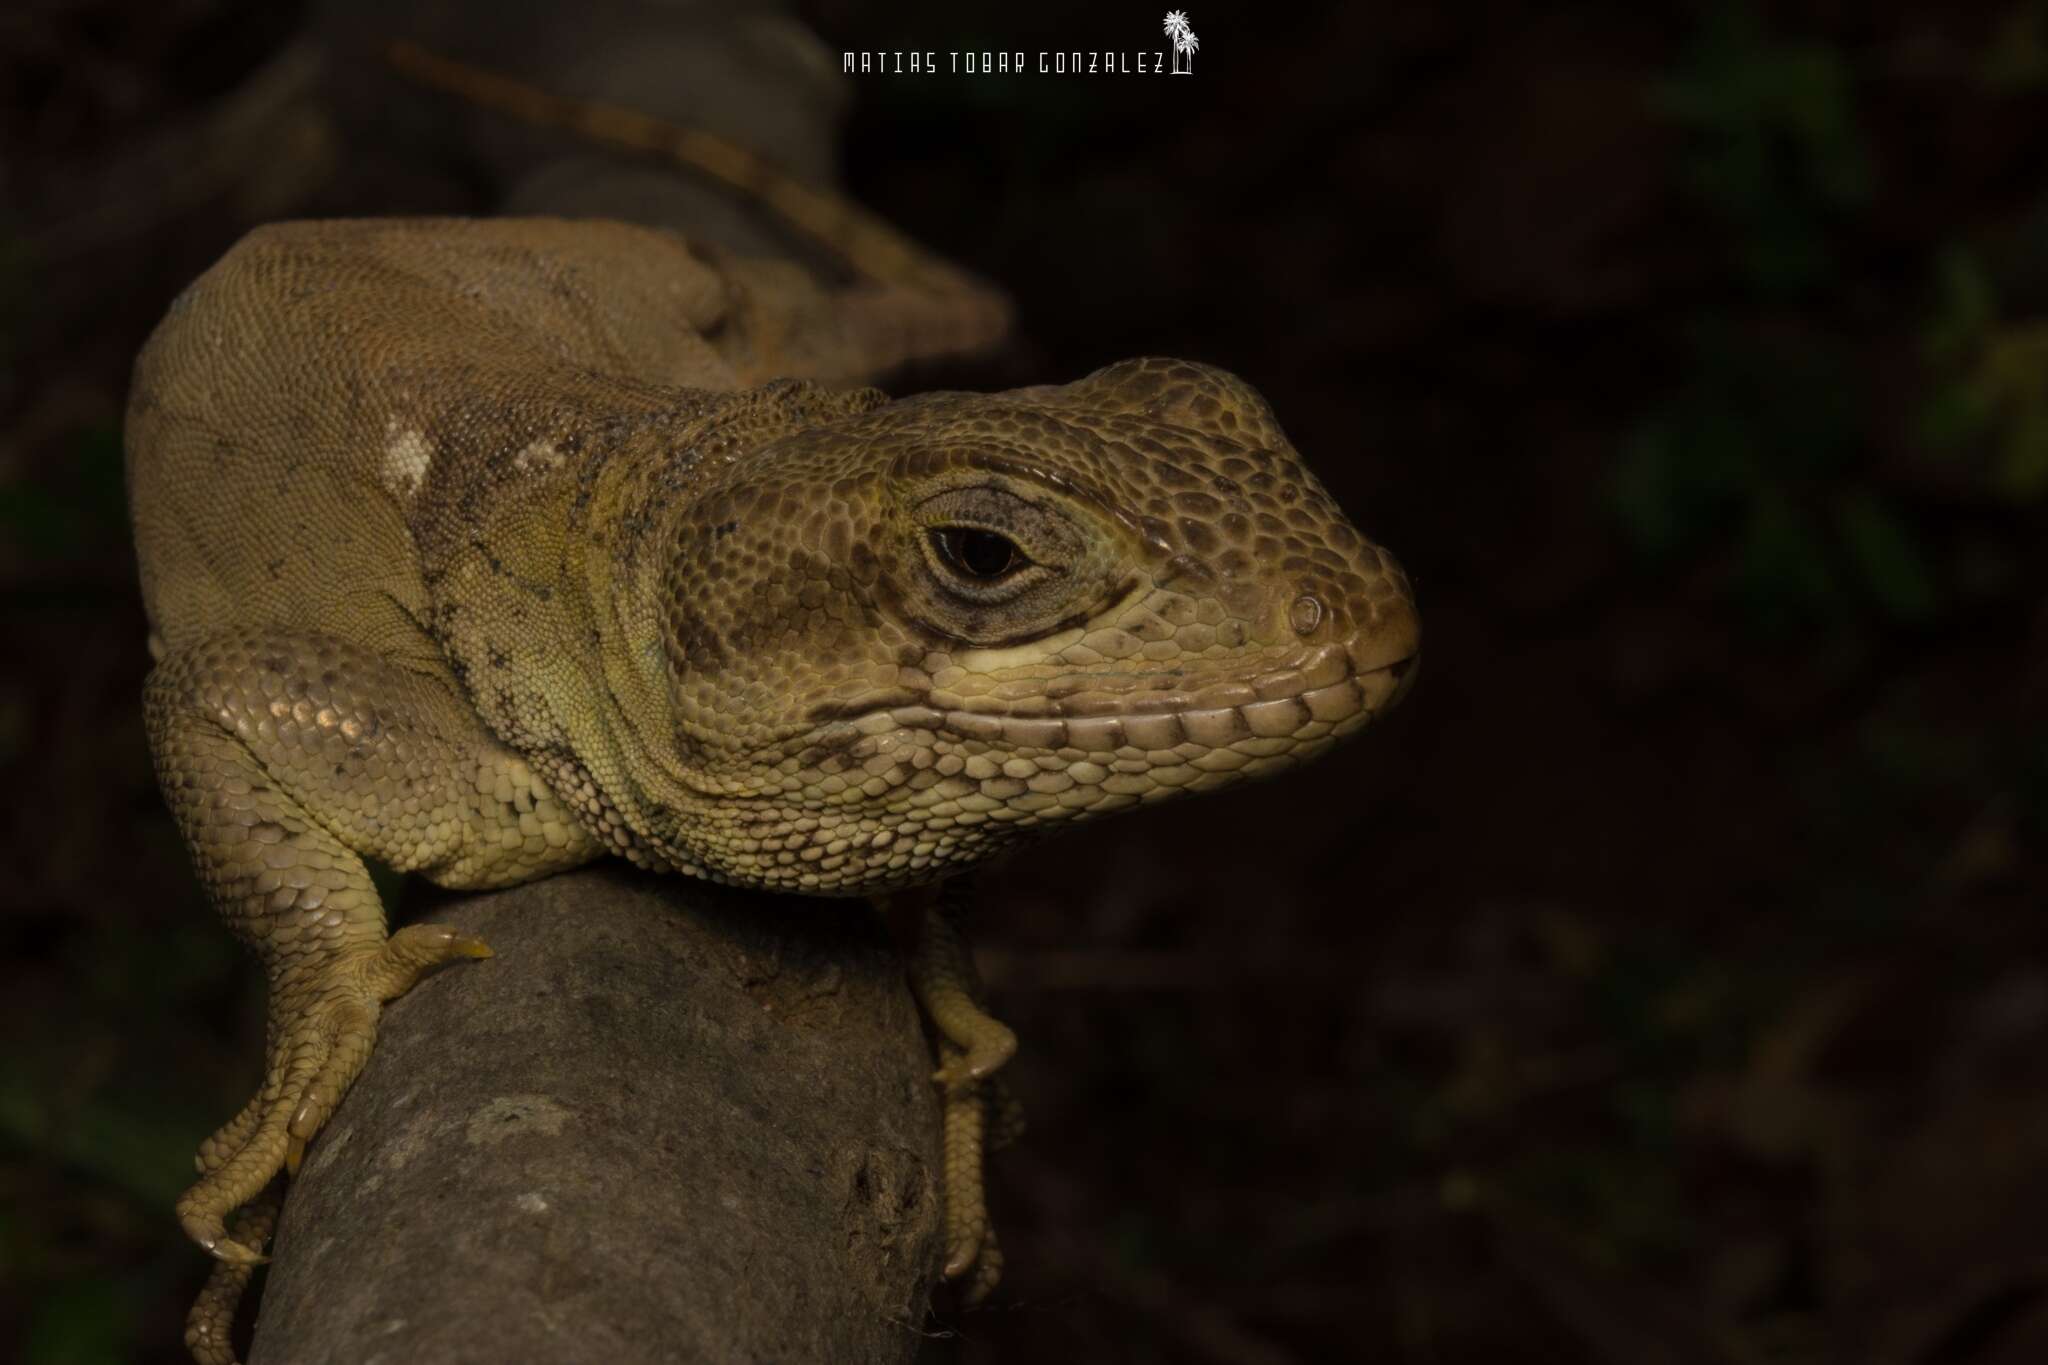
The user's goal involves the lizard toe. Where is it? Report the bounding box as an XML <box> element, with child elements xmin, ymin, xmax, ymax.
<box><xmin>184</xmin><ymin>1189</ymin><xmax>278</xmax><ymax>1365</ymax></box>
<box><xmin>179</xmin><ymin>964</ymin><xmax>386</xmax><ymax>1261</ymax></box>
<box><xmin>286</xmin><ymin>997</ymin><xmax>378</xmax><ymax>1156</ymax></box>
<box><xmin>930</xmin><ymin>1016</ymin><xmax>1016</xmax><ymax>1093</ymax></box>
<box><xmin>177</xmin><ymin>1103</ymin><xmax>292</xmax><ymax>1265</ymax></box>
<box><xmin>367</xmin><ymin>921</ymin><xmax>495</xmax><ymax>998</ymax></box>
<box><xmin>960</xmin><ymin>1224</ymin><xmax>1004</xmax><ymax>1306</ymax></box>
<box><xmin>180</xmin><ymin>928</ymin><xmax>492</xmax><ymax>1262</ymax></box>
<box><xmin>938</xmin><ymin>1041</ymin><xmax>994</xmax><ymax>1284</ymax></box>
<box><xmin>194</xmin><ymin>1094</ymin><xmax>261</xmax><ymax>1176</ymax></box>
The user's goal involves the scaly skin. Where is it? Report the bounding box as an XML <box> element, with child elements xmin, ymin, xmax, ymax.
<box><xmin>128</xmin><ymin>217</ymin><xmax>1418</xmax><ymax>1354</ymax></box>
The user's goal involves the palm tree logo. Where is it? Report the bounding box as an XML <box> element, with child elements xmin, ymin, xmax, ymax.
<box><xmin>1164</xmin><ymin>11</ymin><xmax>1199</xmax><ymax>75</ymax></box>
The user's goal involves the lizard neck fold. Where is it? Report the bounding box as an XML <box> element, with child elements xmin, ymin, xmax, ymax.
<box><xmin>565</xmin><ymin>380</ymin><xmax>893</xmax><ymax>873</ymax></box>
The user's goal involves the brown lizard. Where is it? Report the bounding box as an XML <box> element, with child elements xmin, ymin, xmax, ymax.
<box><xmin>129</xmin><ymin>53</ymin><xmax>1419</xmax><ymax>1365</ymax></box>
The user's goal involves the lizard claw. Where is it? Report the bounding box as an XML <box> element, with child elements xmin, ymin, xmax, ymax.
<box><xmin>448</xmin><ymin>932</ymin><xmax>494</xmax><ymax>960</ymax></box>
<box><xmin>955</xmin><ymin>1224</ymin><xmax>1004</xmax><ymax>1305</ymax></box>
<box><xmin>180</xmin><ymin>1213</ymin><xmax>270</xmax><ymax>1267</ymax></box>
<box><xmin>185</xmin><ymin>1190</ymin><xmax>279</xmax><ymax>1365</ymax></box>
<box><xmin>385</xmin><ymin>922</ymin><xmax>494</xmax><ymax>967</ymax></box>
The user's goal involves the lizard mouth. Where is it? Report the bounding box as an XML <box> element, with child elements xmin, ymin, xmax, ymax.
<box><xmin>746</xmin><ymin>632</ymin><xmax>1417</xmax><ymax>891</ymax></box>
<box><xmin>883</xmin><ymin>636</ymin><xmax>1417</xmax><ymax>758</ymax></box>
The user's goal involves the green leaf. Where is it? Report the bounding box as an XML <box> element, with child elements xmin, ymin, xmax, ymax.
<box><xmin>22</xmin><ymin>1278</ymin><xmax>133</xmax><ymax>1365</ymax></box>
<box><xmin>1923</xmin><ymin>246</ymin><xmax>1996</xmax><ymax>366</ymax></box>
<box><xmin>1656</xmin><ymin>6</ymin><xmax>1872</xmax><ymax>296</ymax></box>
<box><xmin>1916</xmin><ymin>380</ymin><xmax>1992</xmax><ymax>454</ymax></box>
<box><xmin>1832</xmin><ymin>491</ymin><xmax>1939</xmax><ymax>622</ymax></box>
<box><xmin>1737</xmin><ymin>490</ymin><xmax>1844</xmax><ymax>631</ymax></box>
<box><xmin>1984</xmin><ymin>2</ymin><xmax>2048</xmax><ymax>90</ymax></box>
<box><xmin>1996</xmin><ymin>403</ymin><xmax>2048</xmax><ymax>498</ymax></box>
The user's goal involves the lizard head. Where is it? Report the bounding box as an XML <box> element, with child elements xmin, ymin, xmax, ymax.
<box><xmin>653</xmin><ymin>357</ymin><xmax>1417</xmax><ymax>893</ymax></box>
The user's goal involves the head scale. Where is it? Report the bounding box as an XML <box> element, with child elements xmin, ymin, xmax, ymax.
<box><xmin>649</xmin><ymin>357</ymin><xmax>1418</xmax><ymax>893</ymax></box>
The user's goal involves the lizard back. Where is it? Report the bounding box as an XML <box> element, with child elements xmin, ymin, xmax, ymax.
<box><xmin>125</xmin><ymin>217</ymin><xmax>744</xmax><ymax>667</ymax></box>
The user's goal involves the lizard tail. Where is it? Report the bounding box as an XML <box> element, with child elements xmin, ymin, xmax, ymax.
<box><xmin>385</xmin><ymin>40</ymin><xmax>1012</xmax><ymax>373</ymax></box>
<box><xmin>385</xmin><ymin>41</ymin><xmax>999</xmax><ymax>300</ymax></box>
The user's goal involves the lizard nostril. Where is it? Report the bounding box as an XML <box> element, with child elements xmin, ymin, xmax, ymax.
<box><xmin>1287</xmin><ymin>594</ymin><xmax>1324</xmax><ymax>638</ymax></box>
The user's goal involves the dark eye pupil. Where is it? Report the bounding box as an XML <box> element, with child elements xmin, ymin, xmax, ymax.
<box><xmin>934</xmin><ymin>527</ymin><xmax>1020</xmax><ymax>578</ymax></box>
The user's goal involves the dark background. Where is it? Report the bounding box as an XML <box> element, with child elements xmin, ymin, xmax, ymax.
<box><xmin>4</xmin><ymin>1</ymin><xmax>2047</xmax><ymax>1362</ymax></box>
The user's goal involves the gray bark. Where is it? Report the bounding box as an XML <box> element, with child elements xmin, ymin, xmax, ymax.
<box><xmin>249</xmin><ymin>868</ymin><xmax>945</xmax><ymax>1364</ymax></box>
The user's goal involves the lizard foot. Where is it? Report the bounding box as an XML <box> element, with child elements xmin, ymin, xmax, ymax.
<box><xmin>183</xmin><ymin>1186</ymin><xmax>278</xmax><ymax>1365</ymax></box>
<box><xmin>176</xmin><ymin>922</ymin><xmax>491</xmax><ymax>1263</ymax></box>
<box><xmin>936</xmin><ymin>1045</ymin><xmax>1024</xmax><ymax>1299</ymax></box>
<box><xmin>910</xmin><ymin>901</ymin><xmax>1017</xmax><ymax>1089</ymax></box>
<box><xmin>902</xmin><ymin>889</ymin><xmax>1019</xmax><ymax>1297</ymax></box>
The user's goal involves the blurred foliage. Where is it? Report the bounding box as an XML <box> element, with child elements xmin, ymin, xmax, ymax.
<box><xmin>2</xmin><ymin>906</ymin><xmax>245</xmax><ymax>1365</ymax></box>
<box><xmin>1655</xmin><ymin>5</ymin><xmax>1871</xmax><ymax>297</ymax></box>
<box><xmin>1611</xmin><ymin>6</ymin><xmax>2048</xmax><ymax>637</ymax></box>
<box><xmin>0</xmin><ymin>424</ymin><xmax>127</xmax><ymax>560</ymax></box>
<box><xmin>0</xmin><ymin>231</ymin><xmax>23</xmax><ymax>378</ymax></box>
<box><xmin>1984</xmin><ymin>0</ymin><xmax>2048</xmax><ymax>90</ymax></box>
<box><xmin>1921</xmin><ymin>245</ymin><xmax>2048</xmax><ymax>502</ymax></box>
<box><xmin>1610</xmin><ymin>324</ymin><xmax>1946</xmax><ymax>632</ymax></box>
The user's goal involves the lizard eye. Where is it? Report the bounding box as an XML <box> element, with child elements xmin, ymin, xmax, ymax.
<box><xmin>929</xmin><ymin>526</ymin><xmax>1025</xmax><ymax>580</ymax></box>
<box><xmin>908</xmin><ymin>483</ymin><xmax>1084</xmax><ymax>623</ymax></box>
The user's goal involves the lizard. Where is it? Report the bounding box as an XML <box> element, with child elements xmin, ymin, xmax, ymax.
<box><xmin>128</xmin><ymin>50</ymin><xmax>1419</xmax><ymax>1365</ymax></box>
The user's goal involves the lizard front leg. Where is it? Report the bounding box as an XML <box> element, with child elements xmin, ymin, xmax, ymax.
<box><xmin>888</xmin><ymin>881</ymin><xmax>1024</xmax><ymax>1303</ymax></box>
<box><xmin>145</xmin><ymin>629</ymin><xmax>601</xmax><ymax>1277</ymax></box>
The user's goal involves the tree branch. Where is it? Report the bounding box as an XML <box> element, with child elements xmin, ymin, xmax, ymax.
<box><xmin>248</xmin><ymin>867</ymin><xmax>944</xmax><ymax>1364</ymax></box>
